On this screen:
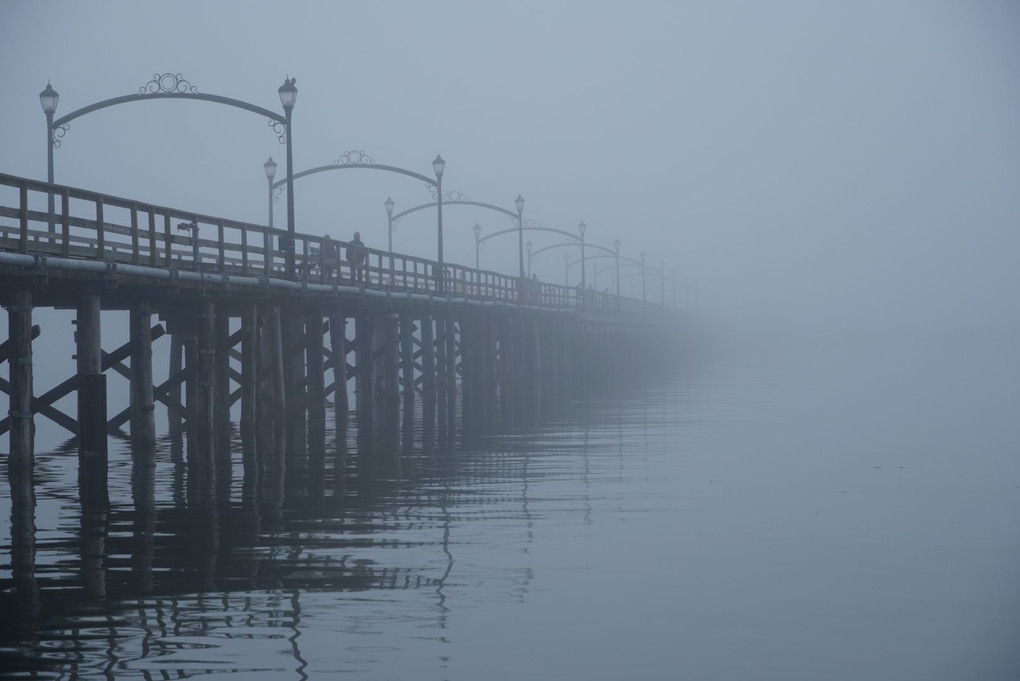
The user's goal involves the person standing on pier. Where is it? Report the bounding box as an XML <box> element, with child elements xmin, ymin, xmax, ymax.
<box><xmin>346</xmin><ymin>231</ymin><xmax>366</xmax><ymax>284</ymax></box>
<box><xmin>322</xmin><ymin>234</ymin><xmax>339</xmax><ymax>281</ymax></box>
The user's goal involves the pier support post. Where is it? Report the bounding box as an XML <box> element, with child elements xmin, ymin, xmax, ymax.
<box><xmin>6</xmin><ymin>291</ymin><xmax>34</xmax><ymax>466</ymax></box>
<box><xmin>306</xmin><ymin>313</ymin><xmax>326</xmax><ymax>445</ymax></box>
<box><xmin>76</xmin><ymin>293</ymin><xmax>107</xmax><ymax>501</ymax></box>
<box><xmin>213</xmin><ymin>302</ymin><xmax>232</xmax><ymax>479</ymax></box>
<box><xmin>399</xmin><ymin>313</ymin><xmax>415</xmax><ymax>445</ymax></box>
<box><xmin>445</xmin><ymin>318</ymin><xmax>458</xmax><ymax>432</ymax></box>
<box><xmin>129</xmin><ymin>300</ymin><xmax>156</xmax><ymax>452</ymax></box>
<box><xmin>355</xmin><ymin>314</ymin><xmax>376</xmax><ymax>437</ymax></box>
<box><xmin>383</xmin><ymin>313</ymin><xmax>400</xmax><ymax>445</ymax></box>
<box><xmin>421</xmin><ymin>316</ymin><xmax>436</xmax><ymax>446</ymax></box>
<box><xmin>327</xmin><ymin>312</ymin><xmax>349</xmax><ymax>445</ymax></box>
<box><xmin>240</xmin><ymin>304</ymin><xmax>258</xmax><ymax>442</ymax></box>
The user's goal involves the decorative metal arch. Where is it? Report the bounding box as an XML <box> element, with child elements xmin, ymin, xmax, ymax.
<box><xmin>50</xmin><ymin>72</ymin><xmax>289</xmax><ymax>147</ymax></box>
<box><xmin>271</xmin><ymin>150</ymin><xmax>437</xmax><ymax>198</ymax></box>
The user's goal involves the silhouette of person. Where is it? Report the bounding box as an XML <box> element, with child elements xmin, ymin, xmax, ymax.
<box><xmin>346</xmin><ymin>231</ymin><xmax>366</xmax><ymax>283</ymax></box>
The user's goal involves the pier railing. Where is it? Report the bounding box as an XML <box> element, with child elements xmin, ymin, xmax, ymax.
<box><xmin>0</xmin><ymin>173</ymin><xmax>664</xmax><ymax>318</ymax></box>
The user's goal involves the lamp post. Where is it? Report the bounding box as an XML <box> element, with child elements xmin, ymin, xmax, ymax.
<box><xmin>515</xmin><ymin>194</ymin><xmax>525</xmax><ymax>280</ymax></box>
<box><xmin>384</xmin><ymin>196</ymin><xmax>395</xmax><ymax>255</ymax></box>
<box><xmin>433</xmin><ymin>154</ymin><xmax>446</xmax><ymax>291</ymax></box>
<box><xmin>473</xmin><ymin>223</ymin><xmax>482</xmax><ymax>269</ymax></box>
<box><xmin>578</xmin><ymin>221</ymin><xmax>587</xmax><ymax>290</ymax></box>
<box><xmin>526</xmin><ymin>240</ymin><xmax>533</xmax><ymax>278</ymax></box>
<box><xmin>614</xmin><ymin>238</ymin><xmax>621</xmax><ymax>297</ymax></box>
<box><xmin>563</xmin><ymin>253</ymin><xmax>570</xmax><ymax>286</ymax></box>
<box><xmin>263</xmin><ymin>157</ymin><xmax>277</xmax><ymax>228</ymax></box>
<box><xmin>39</xmin><ymin>82</ymin><xmax>59</xmax><ymax>233</ymax></box>
<box><xmin>660</xmin><ymin>261</ymin><xmax>666</xmax><ymax>304</ymax></box>
<box><xmin>640</xmin><ymin>251</ymin><xmax>647</xmax><ymax>302</ymax></box>
<box><xmin>277</xmin><ymin>77</ymin><xmax>298</xmax><ymax>277</ymax></box>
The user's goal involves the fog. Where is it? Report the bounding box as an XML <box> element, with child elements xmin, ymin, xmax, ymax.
<box><xmin>2</xmin><ymin>0</ymin><xmax>1018</xmax><ymax>346</ymax></box>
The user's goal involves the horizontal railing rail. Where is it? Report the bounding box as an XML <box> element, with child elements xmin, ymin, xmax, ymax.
<box><xmin>0</xmin><ymin>173</ymin><xmax>672</xmax><ymax>319</ymax></box>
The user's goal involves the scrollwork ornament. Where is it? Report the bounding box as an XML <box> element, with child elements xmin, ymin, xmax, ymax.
<box><xmin>443</xmin><ymin>189</ymin><xmax>470</xmax><ymax>202</ymax></box>
<box><xmin>51</xmin><ymin>123</ymin><xmax>70</xmax><ymax>149</ymax></box>
<box><xmin>272</xmin><ymin>185</ymin><xmax>285</xmax><ymax>203</ymax></box>
<box><xmin>268</xmin><ymin>118</ymin><xmax>287</xmax><ymax>144</ymax></box>
<box><xmin>139</xmin><ymin>72</ymin><xmax>198</xmax><ymax>95</ymax></box>
<box><xmin>334</xmin><ymin>150</ymin><xmax>376</xmax><ymax>166</ymax></box>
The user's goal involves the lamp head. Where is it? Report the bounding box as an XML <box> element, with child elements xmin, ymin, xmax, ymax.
<box><xmin>578</xmin><ymin>221</ymin><xmax>587</xmax><ymax>237</ymax></box>
<box><xmin>432</xmin><ymin>154</ymin><xmax>446</xmax><ymax>179</ymax></box>
<box><xmin>264</xmin><ymin>156</ymin><xmax>277</xmax><ymax>181</ymax></box>
<box><xmin>614</xmin><ymin>238</ymin><xmax>621</xmax><ymax>253</ymax></box>
<box><xmin>473</xmin><ymin>223</ymin><xmax>481</xmax><ymax>238</ymax></box>
<box><xmin>278</xmin><ymin>77</ymin><xmax>297</xmax><ymax>109</ymax></box>
<box><xmin>526</xmin><ymin>240</ymin><xmax>532</xmax><ymax>254</ymax></box>
<box><xmin>515</xmin><ymin>194</ymin><xmax>525</xmax><ymax>213</ymax></box>
<box><xmin>39</xmin><ymin>81</ymin><xmax>59</xmax><ymax>115</ymax></box>
<box><xmin>384</xmin><ymin>196</ymin><xmax>394</xmax><ymax>217</ymax></box>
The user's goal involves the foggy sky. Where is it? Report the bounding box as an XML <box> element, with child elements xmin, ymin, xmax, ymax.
<box><xmin>1</xmin><ymin>0</ymin><xmax>1018</xmax><ymax>337</ymax></box>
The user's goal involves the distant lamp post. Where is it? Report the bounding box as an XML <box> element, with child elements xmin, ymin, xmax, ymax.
<box><xmin>473</xmin><ymin>223</ymin><xmax>482</xmax><ymax>269</ymax></box>
<box><xmin>39</xmin><ymin>81</ymin><xmax>59</xmax><ymax>233</ymax></box>
<box><xmin>384</xmin><ymin>196</ymin><xmax>395</xmax><ymax>254</ymax></box>
<box><xmin>263</xmin><ymin>156</ymin><xmax>277</xmax><ymax>227</ymax></box>
<box><xmin>578</xmin><ymin>221</ymin><xmax>587</xmax><ymax>289</ymax></box>
<box><xmin>515</xmin><ymin>194</ymin><xmax>525</xmax><ymax>279</ymax></box>
<box><xmin>526</xmin><ymin>240</ymin><xmax>533</xmax><ymax>277</ymax></box>
<box><xmin>640</xmin><ymin>251</ymin><xmax>647</xmax><ymax>302</ymax></box>
<box><xmin>563</xmin><ymin>253</ymin><xmax>570</xmax><ymax>286</ymax></box>
<box><xmin>613</xmin><ymin>238</ymin><xmax>621</xmax><ymax>297</ymax></box>
<box><xmin>433</xmin><ymin>154</ymin><xmax>446</xmax><ymax>290</ymax></box>
<box><xmin>277</xmin><ymin>76</ymin><xmax>298</xmax><ymax>277</ymax></box>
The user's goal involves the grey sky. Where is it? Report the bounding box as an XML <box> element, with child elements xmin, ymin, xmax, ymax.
<box><xmin>1</xmin><ymin>0</ymin><xmax>1018</xmax><ymax>335</ymax></box>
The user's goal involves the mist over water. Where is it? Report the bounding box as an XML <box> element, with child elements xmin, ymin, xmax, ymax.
<box><xmin>2</xmin><ymin>332</ymin><xmax>1018</xmax><ymax>680</ymax></box>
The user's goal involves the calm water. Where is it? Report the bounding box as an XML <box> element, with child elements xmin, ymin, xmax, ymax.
<box><xmin>2</xmin><ymin>342</ymin><xmax>1019</xmax><ymax>680</ymax></box>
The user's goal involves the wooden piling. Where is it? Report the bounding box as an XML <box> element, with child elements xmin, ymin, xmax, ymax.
<box><xmin>213</xmin><ymin>302</ymin><xmax>232</xmax><ymax>475</ymax></box>
<box><xmin>399</xmin><ymin>313</ymin><xmax>415</xmax><ymax>442</ymax></box>
<box><xmin>129</xmin><ymin>300</ymin><xmax>156</xmax><ymax>451</ymax></box>
<box><xmin>306</xmin><ymin>313</ymin><xmax>326</xmax><ymax>444</ymax></box>
<box><xmin>76</xmin><ymin>293</ymin><xmax>107</xmax><ymax>499</ymax></box>
<box><xmin>327</xmin><ymin>311</ymin><xmax>349</xmax><ymax>443</ymax></box>
<box><xmin>355</xmin><ymin>314</ymin><xmax>375</xmax><ymax>435</ymax></box>
<box><xmin>239</xmin><ymin>304</ymin><xmax>258</xmax><ymax>441</ymax></box>
<box><xmin>6</xmin><ymin>291</ymin><xmax>34</xmax><ymax>466</ymax></box>
<box><xmin>420</xmin><ymin>316</ymin><xmax>436</xmax><ymax>443</ymax></box>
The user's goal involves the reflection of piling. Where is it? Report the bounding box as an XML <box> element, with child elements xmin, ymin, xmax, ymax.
<box><xmin>8</xmin><ymin>465</ymin><xmax>39</xmax><ymax>618</ymax></box>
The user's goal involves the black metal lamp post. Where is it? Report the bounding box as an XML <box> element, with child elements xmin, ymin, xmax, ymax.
<box><xmin>384</xmin><ymin>196</ymin><xmax>395</xmax><ymax>254</ymax></box>
<box><xmin>277</xmin><ymin>77</ymin><xmax>298</xmax><ymax>277</ymax></box>
<box><xmin>515</xmin><ymin>194</ymin><xmax>525</xmax><ymax>279</ymax></box>
<box><xmin>614</xmin><ymin>238</ymin><xmax>621</xmax><ymax>297</ymax></box>
<box><xmin>433</xmin><ymin>154</ymin><xmax>446</xmax><ymax>290</ymax></box>
<box><xmin>39</xmin><ymin>82</ymin><xmax>59</xmax><ymax>233</ymax></box>
<box><xmin>473</xmin><ymin>223</ymin><xmax>481</xmax><ymax>269</ymax></box>
<box><xmin>578</xmin><ymin>221</ymin><xmax>587</xmax><ymax>289</ymax></box>
<box><xmin>264</xmin><ymin>157</ymin><xmax>277</xmax><ymax>228</ymax></box>
<box><xmin>526</xmin><ymin>240</ymin><xmax>533</xmax><ymax>277</ymax></box>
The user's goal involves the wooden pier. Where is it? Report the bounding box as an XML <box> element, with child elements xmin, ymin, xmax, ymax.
<box><xmin>1</xmin><ymin>172</ymin><xmax>683</xmax><ymax>493</ymax></box>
